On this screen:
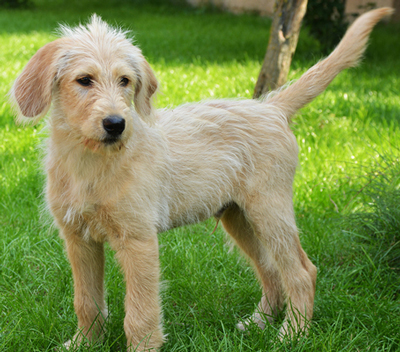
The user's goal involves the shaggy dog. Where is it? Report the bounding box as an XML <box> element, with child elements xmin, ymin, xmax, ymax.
<box><xmin>11</xmin><ymin>8</ymin><xmax>392</xmax><ymax>351</ymax></box>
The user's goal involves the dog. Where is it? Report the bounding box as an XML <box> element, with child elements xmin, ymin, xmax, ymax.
<box><xmin>10</xmin><ymin>8</ymin><xmax>393</xmax><ymax>351</ymax></box>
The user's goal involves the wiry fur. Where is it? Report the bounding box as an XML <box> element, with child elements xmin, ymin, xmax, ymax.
<box><xmin>10</xmin><ymin>8</ymin><xmax>393</xmax><ymax>351</ymax></box>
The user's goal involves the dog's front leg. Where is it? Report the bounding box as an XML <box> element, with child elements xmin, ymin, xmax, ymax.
<box><xmin>63</xmin><ymin>232</ymin><xmax>107</xmax><ymax>348</ymax></box>
<box><xmin>109</xmin><ymin>234</ymin><xmax>164</xmax><ymax>351</ymax></box>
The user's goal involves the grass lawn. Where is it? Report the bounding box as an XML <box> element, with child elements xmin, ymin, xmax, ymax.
<box><xmin>0</xmin><ymin>0</ymin><xmax>399</xmax><ymax>351</ymax></box>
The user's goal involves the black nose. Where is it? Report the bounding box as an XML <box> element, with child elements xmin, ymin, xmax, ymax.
<box><xmin>103</xmin><ymin>115</ymin><xmax>125</xmax><ymax>137</ymax></box>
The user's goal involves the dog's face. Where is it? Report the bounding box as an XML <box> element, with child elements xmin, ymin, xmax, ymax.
<box><xmin>10</xmin><ymin>15</ymin><xmax>158</xmax><ymax>152</ymax></box>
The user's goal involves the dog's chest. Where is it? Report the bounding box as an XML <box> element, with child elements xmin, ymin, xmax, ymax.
<box><xmin>63</xmin><ymin>202</ymin><xmax>121</xmax><ymax>242</ymax></box>
<box><xmin>49</xmin><ymin>176</ymin><xmax>125</xmax><ymax>242</ymax></box>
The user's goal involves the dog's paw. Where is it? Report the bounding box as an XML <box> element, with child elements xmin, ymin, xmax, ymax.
<box><xmin>62</xmin><ymin>339</ymin><xmax>73</xmax><ymax>351</ymax></box>
<box><xmin>277</xmin><ymin>319</ymin><xmax>310</xmax><ymax>342</ymax></box>
<box><xmin>59</xmin><ymin>334</ymin><xmax>90</xmax><ymax>351</ymax></box>
<box><xmin>61</xmin><ymin>338</ymin><xmax>85</xmax><ymax>351</ymax></box>
<box><xmin>54</xmin><ymin>339</ymin><xmax>77</xmax><ymax>351</ymax></box>
<box><xmin>237</xmin><ymin>312</ymin><xmax>268</xmax><ymax>331</ymax></box>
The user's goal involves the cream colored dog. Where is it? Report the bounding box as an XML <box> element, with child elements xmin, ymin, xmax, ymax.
<box><xmin>11</xmin><ymin>8</ymin><xmax>392</xmax><ymax>351</ymax></box>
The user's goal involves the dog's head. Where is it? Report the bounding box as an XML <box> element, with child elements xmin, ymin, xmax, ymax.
<box><xmin>10</xmin><ymin>15</ymin><xmax>158</xmax><ymax>152</ymax></box>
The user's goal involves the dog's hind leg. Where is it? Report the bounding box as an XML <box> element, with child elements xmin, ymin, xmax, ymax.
<box><xmin>243</xmin><ymin>188</ymin><xmax>317</xmax><ymax>337</ymax></box>
<box><xmin>221</xmin><ymin>203</ymin><xmax>285</xmax><ymax>329</ymax></box>
<box><xmin>63</xmin><ymin>233</ymin><xmax>107</xmax><ymax>348</ymax></box>
<box><xmin>108</xmin><ymin>234</ymin><xmax>164</xmax><ymax>352</ymax></box>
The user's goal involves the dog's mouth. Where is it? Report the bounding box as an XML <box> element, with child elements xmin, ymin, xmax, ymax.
<box><xmin>103</xmin><ymin>136</ymin><xmax>120</xmax><ymax>145</ymax></box>
<box><xmin>82</xmin><ymin>136</ymin><xmax>124</xmax><ymax>152</ymax></box>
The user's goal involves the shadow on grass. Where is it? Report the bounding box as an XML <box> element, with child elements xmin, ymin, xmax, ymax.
<box><xmin>0</xmin><ymin>0</ymin><xmax>335</xmax><ymax>66</ymax></box>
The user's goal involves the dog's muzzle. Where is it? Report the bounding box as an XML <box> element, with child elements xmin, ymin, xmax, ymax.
<box><xmin>102</xmin><ymin>115</ymin><xmax>125</xmax><ymax>144</ymax></box>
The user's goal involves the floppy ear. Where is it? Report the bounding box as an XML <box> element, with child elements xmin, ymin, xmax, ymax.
<box><xmin>10</xmin><ymin>39</ymin><xmax>64</xmax><ymax>124</ymax></box>
<box><xmin>133</xmin><ymin>57</ymin><xmax>158</xmax><ymax>125</ymax></box>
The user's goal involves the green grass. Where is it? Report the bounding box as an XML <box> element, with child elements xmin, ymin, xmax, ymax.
<box><xmin>0</xmin><ymin>1</ymin><xmax>399</xmax><ymax>351</ymax></box>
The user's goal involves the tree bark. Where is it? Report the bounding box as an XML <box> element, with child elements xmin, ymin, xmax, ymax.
<box><xmin>393</xmin><ymin>0</ymin><xmax>400</xmax><ymax>22</ymax></box>
<box><xmin>253</xmin><ymin>0</ymin><xmax>308</xmax><ymax>99</ymax></box>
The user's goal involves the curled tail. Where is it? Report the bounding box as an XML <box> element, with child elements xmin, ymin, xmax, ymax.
<box><xmin>267</xmin><ymin>7</ymin><xmax>394</xmax><ymax>121</ymax></box>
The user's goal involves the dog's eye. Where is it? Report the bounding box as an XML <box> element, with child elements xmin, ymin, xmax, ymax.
<box><xmin>77</xmin><ymin>77</ymin><xmax>93</xmax><ymax>87</ymax></box>
<box><xmin>120</xmin><ymin>77</ymin><xmax>129</xmax><ymax>87</ymax></box>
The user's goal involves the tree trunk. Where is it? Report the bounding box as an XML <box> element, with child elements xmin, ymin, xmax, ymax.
<box><xmin>393</xmin><ymin>0</ymin><xmax>400</xmax><ymax>22</ymax></box>
<box><xmin>253</xmin><ymin>0</ymin><xmax>308</xmax><ymax>99</ymax></box>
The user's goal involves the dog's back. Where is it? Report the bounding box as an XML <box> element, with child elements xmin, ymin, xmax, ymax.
<box><xmin>158</xmin><ymin>99</ymin><xmax>297</xmax><ymax>228</ymax></box>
